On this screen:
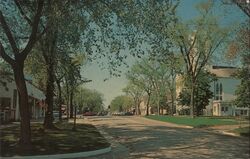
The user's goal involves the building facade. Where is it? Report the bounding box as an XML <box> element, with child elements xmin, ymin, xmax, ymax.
<box><xmin>206</xmin><ymin>66</ymin><xmax>249</xmax><ymax>116</ymax></box>
<box><xmin>0</xmin><ymin>75</ymin><xmax>46</xmax><ymax>123</ymax></box>
<box><xmin>176</xmin><ymin>66</ymin><xmax>249</xmax><ymax>117</ymax></box>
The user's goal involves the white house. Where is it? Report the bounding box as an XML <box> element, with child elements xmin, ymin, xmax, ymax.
<box><xmin>205</xmin><ymin>66</ymin><xmax>249</xmax><ymax>117</ymax></box>
<box><xmin>176</xmin><ymin>65</ymin><xmax>249</xmax><ymax>117</ymax></box>
<box><xmin>0</xmin><ymin>74</ymin><xmax>46</xmax><ymax>123</ymax></box>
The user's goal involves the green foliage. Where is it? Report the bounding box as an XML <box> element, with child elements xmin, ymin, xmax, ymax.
<box><xmin>110</xmin><ymin>95</ymin><xmax>133</xmax><ymax>112</ymax></box>
<box><xmin>234</xmin><ymin>66</ymin><xmax>250</xmax><ymax>108</ymax></box>
<box><xmin>122</xmin><ymin>82</ymin><xmax>144</xmax><ymax>114</ymax></box>
<box><xmin>178</xmin><ymin>71</ymin><xmax>216</xmax><ymax>115</ymax></box>
<box><xmin>75</xmin><ymin>87</ymin><xmax>104</xmax><ymax>113</ymax></box>
<box><xmin>232</xmin><ymin>23</ymin><xmax>250</xmax><ymax>108</ymax></box>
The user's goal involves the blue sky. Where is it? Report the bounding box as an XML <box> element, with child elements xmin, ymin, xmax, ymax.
<box><xmin>82</xmin><ymin>0</ymin><xmax>248</xmax><ymax>107</ymax></box>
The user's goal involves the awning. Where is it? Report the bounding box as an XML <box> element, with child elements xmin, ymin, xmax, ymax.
<box><xmin>26</xmin><ymin>81</ymin><xmax>46</xmax><ymax>100</ymax></box>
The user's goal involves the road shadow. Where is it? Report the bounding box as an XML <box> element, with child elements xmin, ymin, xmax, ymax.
<box><xmin>97</xmin><ymin>122</ymin><xmax>250</xmax><ymax>159</ymax></box>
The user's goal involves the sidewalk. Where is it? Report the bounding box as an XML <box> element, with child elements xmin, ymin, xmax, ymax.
<box><xmin>79</xmin><ymin>118</ymin><xmax>130</xmax><ymax>159</ymax></box>
<box><xmin>203</xmin><ymin>123</ymin><xmax>250</xmax><ymax>137</ymax></box>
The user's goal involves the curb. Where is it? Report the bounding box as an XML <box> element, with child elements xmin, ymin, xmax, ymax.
<box><xmin>141</xmin><ymin>116</ymin><xmax>193</xmax><ymax>129</ymax></box>
<box><xmin>95</xmin><ymin>126</ymin><xmax>130</xmax><ymax>159</ymax></box>
<box><xmin>2</xmin><ymin>146</ymin><xmax>111</xmax><ymax>159</ymax></box>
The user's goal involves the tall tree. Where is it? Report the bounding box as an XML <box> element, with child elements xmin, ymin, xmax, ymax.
<box><xmin>75</xmin><ymin>87</ymin><xmax>104</xmax><ymax>113</ymax></box>
<box><xmin>178</xmin><ymin>71</ymin><xmax>216</xmax><ymax>116</ymax></box>
<box><xmin>170</xmin><ymin>1</ymin><xmax>229</xmax><ymax>117</ymax></box>
<box><xmin>0</xmin><ymin>0</ymin><xmax>44</xmax><ymax>146</ymax></box>
<box><xmin>110</xmin><ymin>95</ymin><xmax>133</xmax><ymax>112</ymax></box>
<box><xmin>126</xmin><ymin>59</ymin><xmax>155</xmax><ymax>116</ymax></box>
<box><xmin>123</xmin><ymin>82</ymin><xmax>144</xmax><ymax>115</ymax></box>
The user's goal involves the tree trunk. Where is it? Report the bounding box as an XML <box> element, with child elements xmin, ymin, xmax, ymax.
<box><xmin>137</xmin><ymin>101</ymin><xmax>141</xmax><ymax>115</ymax></box>
<box><xmin>170</xmin><ymin>90</ymin><xmax>175</xmax><ymax>116</ymax></box>
<box><xmin>146</xmin><ymin>93</ymin><xmax>151</xmax><ymax>116</ymax></box>
<box><xmin>13</xmin><ymin>64</ymin><xmax>31</xmax><ymax>146</ymax></box>
<box><xmin>190</xmin><ymin>79</ymin><xmax>196</xmax><ymax>118</ymax></box>
<box><xmin>157</xmin><ymin>96</ymin><xmax>160</xmax><ymax>116</ymax></box>
<box><xmin>44</xmin><ymin>62</ymin><xmax>55</xmax><ymax>129</ymax></box>
<box><xmin>72</xmin><ymin>106</ymin><xmax>77</xmax><ymax>131</ymax></box>
<box><xmin>65</xmin><ymin>81</ymin><xmax>69</xmax><ymax>119</ymax></box>
<box><xmin>56</xmin><ymin>79</ymin><xmax>62</xmax><ymax>121</ymax></box>
<box><xmin>70</xmin><ymin>91</ymin><xmax>74</xmax><ymax>118</ymax></box>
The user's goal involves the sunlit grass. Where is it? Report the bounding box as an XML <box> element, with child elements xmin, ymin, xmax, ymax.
<box><xmin>232</xmin><ymin>126</ymin><xmax>250</xmax><ymax>137</ymax></box>
<box><xmin>145</xmin><ymin>115</ymin><xmax>239</xmax><ymax>127</ymax></box>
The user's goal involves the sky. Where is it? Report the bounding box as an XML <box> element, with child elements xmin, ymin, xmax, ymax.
<box><xmin>82</xmin><ymin>0</ymin><xmax>248</xmax><ymax>108</ymax></box>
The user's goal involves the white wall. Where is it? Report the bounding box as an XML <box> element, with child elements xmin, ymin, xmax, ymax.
<box><xmin>0</xmin><ymin>78</ymin><xmax>45</xmax><ymax>120</ymax></box>
<box><xmin>210</xmin><ymin>77</ymin><xmax>240</xmax><ymax>101</ymax></box>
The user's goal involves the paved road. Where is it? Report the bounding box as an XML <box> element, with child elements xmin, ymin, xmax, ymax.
<box><xmin>82</xmin><ymin>116</ymin><xmax>250</xmax><ymax>159</ymax></box>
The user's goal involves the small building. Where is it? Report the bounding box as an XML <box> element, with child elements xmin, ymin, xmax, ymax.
<box><xmin>206</xmin><ymin>66</ymin><xmax>249</xmax><ymax>117</ymax></box>
<box><xmin>176</xmin><ymin>66</ymin><xmax>249</xmax><ymax>117</ymax></box>
<box><xmin>0</xmin><ymin>74</ymin><xmax>46</xmax><ymax>123</ymax></box>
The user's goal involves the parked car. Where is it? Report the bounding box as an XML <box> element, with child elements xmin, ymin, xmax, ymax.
<box><xmin>53</xmin><ymin>111</ymin><xmax>59</xmax><ymax>121</ymax></box>
<box><xmin>83</xmin><ymin>112</ymin><xmax>96</xmax><ymax>116</ymax></box>
<box><xmin>112</xmin><ymin>112</ymin><xmax>125</xmax><ymax>116</ymax></box>
<box><xmin>97</xmin><ymin>111</ymin><xmax>108</xmax><ymax>116</ymax></box>
<box><xmin>125</xmin><ymin>112</ymin><xmax>133</xmax><ymax>116</ymax></box>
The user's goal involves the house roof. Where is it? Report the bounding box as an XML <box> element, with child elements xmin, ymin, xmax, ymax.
<box><xmin>0</xmin><ymin>74</ymin><xmax>45</xmax><ymax>100</ymax></box>
<box><xmin>208</xmin><ymin>66</ymin><xmax>238</xmax><ymax>78</ymax></box>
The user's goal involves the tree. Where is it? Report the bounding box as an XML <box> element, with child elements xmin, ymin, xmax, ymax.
<box><xmin>233</xmin><ymin>24</ymin><xmax>250</xmax><ymax>108</ymax></box>
<box><xmin>170</xmin><ymin>1</ymin><xmax>230</xmax><ymax>117</ymax></box>
<box><xmin>222</xmin><ymin>0</ymin><xmax>250</xmax><ymax>17</ymax></box>
<box><xmin>0</xmin><ymin>0</ymin><xmax>44</xmax><ymax>146</ymax></box>
<box><xmin>0</xmin><ymin>0</ymin><xmax>179</xmax><ymax>145</ymax></box>
<box><xmin>126</xmin><ymin>59</ymin><xmax>155</xmax><ymax>116</ymax></box>
<box><xmin>178</xmin><ymin>71</ymin><xmax>216</xmax><ymax>116</ymax></box>
<box><xmin>75</xmin><ymin>87</ymin><xmax>104</xmax><ymax>113</ymax></box>
<box><xmin>122</xmin><ymin>82</ymin><xmax>144</xmax><ymax>115</ymax></box>
<box><xmin>110</xmin><ymin>95</ymin><xmax>133</xmax><ymax>112</ymax></box>
<box><xmin>234</xmin><ymin>66</ymin><xmax>250</xmax><ymax>108</ymax></box>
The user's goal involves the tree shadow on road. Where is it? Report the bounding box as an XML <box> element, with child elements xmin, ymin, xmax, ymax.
<box><xmin>98</xmin><ymin>123</ymin><xmax>250</xmax><ymax>159</ymax></box>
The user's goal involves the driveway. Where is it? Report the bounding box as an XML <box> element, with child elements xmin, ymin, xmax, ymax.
<box><xmin>82</xmin><ymin>116</ymin><xmax>250</xmax><ymax>159</ymax></box>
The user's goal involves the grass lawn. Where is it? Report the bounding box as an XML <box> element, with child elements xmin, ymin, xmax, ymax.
<box><xmin>0</xmin><ymin>122</ymin><xmax>110</xmax><ymax>157</ymax></box>
<box><xmin>145</xmin><ymin>115</ymin><xmax>239</xmax><ymax>127</ymax></box>
<box><xmin>231</xmin><ymin>126</ymin><xmax>250</xmax><ymax>137</ymax></box>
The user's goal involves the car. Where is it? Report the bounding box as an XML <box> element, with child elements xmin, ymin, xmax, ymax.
<box><xmin>53</xmin><ymin>111</ymin><xmax>59</xmax><ymax>121</ymax></box>
<box><xmin>83</xmin><ymin>112</ymin><xmax>96</xmax><ymax>116</ymax></box>
<box><xmin>125</xmin><ymin>112</ymin><xmax>133</xmax><ymax>116</ymax></box>
<box><xmin>97</xmin><ymin>111</ymin><xmax>108</xmax><ymax>116</ymax></box>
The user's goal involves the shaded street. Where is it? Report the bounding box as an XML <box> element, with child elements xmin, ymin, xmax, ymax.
<box><xmin>82</xmin><ymin>116</ymin><xmax>249</xmax><ymax>159</ymax></box>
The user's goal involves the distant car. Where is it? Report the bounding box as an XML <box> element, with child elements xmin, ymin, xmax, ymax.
<box><xmin>53</xmin><ymin>111</ymin><xmax>59</xmax><ymax>121</ymax></box>
<box><xmin>112</xmin><ymin>112</ymin><xmax>125</xmax><ymax>116</ymax></box>
<box><xmin>83</xmin><ymin>112</ymin><xmax>96</xmax><ymax>116</ymax></box>
<box><xmin>97</xmin><ymin>111</ymin><xmax>108</xmax><ymax>116</ymax></box>
<box><xmin>125</xmin><ymin>112</ymin><xmax>133</xmax><ymax>116</ymax></box>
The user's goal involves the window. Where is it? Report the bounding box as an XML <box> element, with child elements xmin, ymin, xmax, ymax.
<box><xmin>221</xmin><ymin>107</ymin><xmax>224</xmax><ymax>111</ymax></box>
<box><xmin>214</xmin><ymin>82</ymin><xmax>223</xmax><ymax>100</ymax></box>
<box><xmin>13</xmin><ymin>89</ymin><xmax>17</xmax><ymax>108</ymax></box>
<box><xmin>0</xmin><ymin>97</ymin><xmax>11</xmax><ymax>110</ymax></box>
<box><xmin>244</xmin><ymin>110</ymin><xmax>247</xmax><ymax>115</ymax></box>
<box><xmin>219</xmin><ymin>83</ymin><xmax>223</xmax><ymax>100</ymax></box>
<box><xmin>240</xmin><ymin>110</ymin><xmax>244</xmax><ymax>115</ymax></box>
<box><xmin>225</xmin><ymin>107</ymin><xmax>228</xmax><ymax>111</ymax></box>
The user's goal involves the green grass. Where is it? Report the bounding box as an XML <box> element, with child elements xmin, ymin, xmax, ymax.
<box><xmin>232</xmin><ymin>126</ymin><xmax>250</xmax><ymax>137</ymax></box>
<box><xmin>145</xmin><ymin>115</ymin><xmax>239</xmax><ymax>127</ymax></box>
<box><xmin>0</xmin><ymin>122</ymin><xmax>110</xmax><ymax>157</ymax></box>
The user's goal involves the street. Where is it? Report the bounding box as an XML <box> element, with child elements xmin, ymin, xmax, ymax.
<box><xmin>82</xmin><ymin>116</ymin><xmax>250</xmax><ymax>159</ymax></box>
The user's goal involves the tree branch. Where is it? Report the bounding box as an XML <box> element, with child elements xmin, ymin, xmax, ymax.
<box><xmin>21</xmin><ymin>0</ymin><xmax>44</xmax><ymax>61</ymax></box>
<box><xmin>0</xmin><ymin>11</ymin><xmax>19</xmax><ymax>54</ymax></box>
<box><xmin>14</xmin><ymin>0</ymin><xmax>32</xmax><ymax>25</ymax></box>
<box><xmin>0</xmin><ymin>41</ymin><xmax>15</xmax><ymax>66</ymax></box>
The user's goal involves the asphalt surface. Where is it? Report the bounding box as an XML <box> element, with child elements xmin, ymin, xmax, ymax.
<box><xmin>80</xmin><ymin>116</ymin><xmax>249</xmax><ymax>159</ymax></box>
